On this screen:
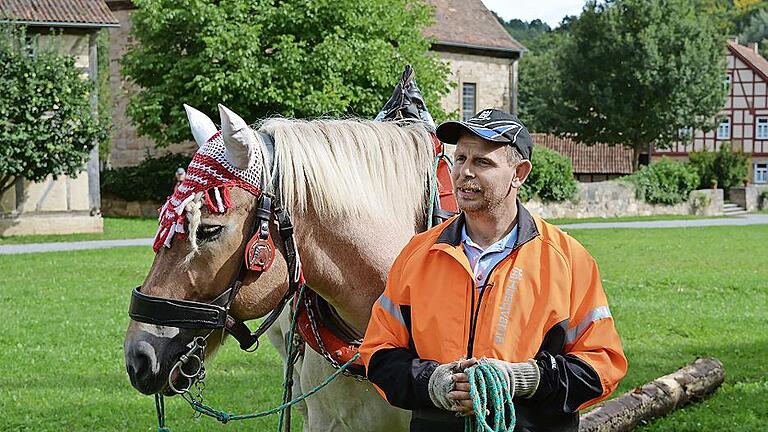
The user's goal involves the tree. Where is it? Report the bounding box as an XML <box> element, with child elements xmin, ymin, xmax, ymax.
<box><xmin>0</xmin><ymin>28</ymin><xmax>105</xmax><ymax>194</ymax></box>
<box><xmin>518</xmin><ymin>30</ymin><xmax>569</xmax><ymax>132</ymax></box>
<box><xmin>123</xmin><ymin>0</ymin><xmax>451</xmax><ymax>147</ymax></box>
<box><xmin>551</xmin><ymin>0</ymin><xmax>728</xmax><ymax>169</ymax></box>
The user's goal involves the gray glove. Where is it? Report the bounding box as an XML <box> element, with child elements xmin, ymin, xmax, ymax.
<box><xmin>478</xmin><ymin>358</ymin><xmax>540</xmax><ymax>398</ymax></box>
<box><xmin>427</xmin><ymin>360</ymin><xmax>462</xmax><ymax>410</ymax></box>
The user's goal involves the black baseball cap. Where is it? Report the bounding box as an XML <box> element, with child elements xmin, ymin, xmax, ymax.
<box><xmin>436</xmin><ymin>109</ymin><xmax>534</xmax><ymax>160</ymax></box>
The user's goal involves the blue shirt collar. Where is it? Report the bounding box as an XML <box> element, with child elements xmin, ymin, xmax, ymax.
<box><xmin>461</xmin><ymin>223</ymin><xmax>518</xmax><ymax>254</ymax></box>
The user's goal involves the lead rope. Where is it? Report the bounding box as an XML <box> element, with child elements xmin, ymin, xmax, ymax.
<box><xmin>153</xmin><ymin>283</ymin><xmax>360</xmax><ymax>431</ymax></box>
<box><xmin>464</xmin><ymin>363</ymin><xmax>516</xmax><ymax>432</ymax></box>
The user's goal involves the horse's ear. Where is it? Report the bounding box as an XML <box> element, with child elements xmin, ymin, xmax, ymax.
<box><xmin>183</xmin><ymin>104</ymin><xmax>217</xmax><ymax>148</ymax></box>
<box><xmin>219</xmin><ymin>104</ymin><xmax>257</xmax><ymax>169</ymax></box>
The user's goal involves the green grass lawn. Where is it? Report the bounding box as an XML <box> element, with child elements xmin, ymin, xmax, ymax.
<box><xmin>0</xmin><ymin>226</ymin><xmax>766</xmax><ymax>431</ymax></box>
<box><xmin>0</xmin><ymin>217</ymin><xmax>157</xmax><ymax>245</ymax></box>
<box><xmin>548</xmin><ymin>214</ymin><xmax>730</xmax><ymax>225</ymax></box>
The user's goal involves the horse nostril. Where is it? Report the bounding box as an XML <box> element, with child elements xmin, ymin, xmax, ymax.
<box><xmin>126</xmin><ymin>340</ymin><xmax>160</xmax><ymax>394</ymax></box>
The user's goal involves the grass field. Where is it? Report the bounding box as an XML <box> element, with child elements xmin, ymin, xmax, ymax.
<box><xmin>1</xmin><ymin>225</ymin><xmax>766</xmax><ymax>431</ymax></box>
<box><xmin>547</xmin><ymin>214</ymin><xmax>729</xmax><ymax>225</ymax></box>
<box><xmin>0</xmin><ymin>217</ymin><xmax>157</xmax><ymax>245</ymax></box>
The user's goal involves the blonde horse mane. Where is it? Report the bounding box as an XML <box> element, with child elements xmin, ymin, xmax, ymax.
<box><xmin>259</xmin><ymin>118</ymin><xmax>435</xmax><ymax>222</ymax></box>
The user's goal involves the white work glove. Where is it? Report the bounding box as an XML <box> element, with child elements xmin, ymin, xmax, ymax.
<box><xmin>478</xmin><ymin>358</ymin><xmax>540</xmax><ymax>399</ymax></box>
<box><xmin>428</xmin><ymin>358</ymin><xmax>477</xmax><ymax>411</ymax></box>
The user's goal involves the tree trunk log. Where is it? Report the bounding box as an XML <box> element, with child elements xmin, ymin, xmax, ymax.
<box><xmin>579</xmin><ymin>358</ymin><xmax>725</xmax><ymax>432</ymax></box>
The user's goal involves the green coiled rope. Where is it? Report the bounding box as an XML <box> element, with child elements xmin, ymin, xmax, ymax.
<box><xmin>464</xmin><ymin>362</ymin><xmax>516</xmax><ymax>432</ymax></box>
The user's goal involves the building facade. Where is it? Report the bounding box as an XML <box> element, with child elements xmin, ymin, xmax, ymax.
<box><xmin>0</xmin><ymin>0</ymin><xmax>118</xmax><ymax>235</ymax></box>
<box><xmin>654</xmin><ymin>40</ymin><xmax>768</xmax><ymax>185</ymax></box>
<box><xmin>423</xmin><ymin>0</ymin><xmax>524</xmax><ymax>120</ymax></box>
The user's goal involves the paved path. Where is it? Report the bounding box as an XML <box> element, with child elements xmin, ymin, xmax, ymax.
<box><xmin>0</xmin><ymin>238</ymin><xmax>152</xmax><ymax>255</ymax></box>
<box><xmin>558</xmin><ymin>213</ymin><xmax>768</xmax><ymax>230</ymax></box>
<box><xmin>1</xmin><ymin>214</ymin><xmax>767</xmax><ymax>255</ymax></box>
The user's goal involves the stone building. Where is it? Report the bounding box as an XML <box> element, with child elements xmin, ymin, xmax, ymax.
<box><xmin>105</xmin><ymin>0</ymin><xmax>524</xmax><ymax>167</ymax></box>
<box><xmin>423</xmin><ymin>0</ymin><xmax>525</xmax><ymax>120</ymax></box>
<box><xmin>655</xmin><ymin>39</ymin><xmax>768</xmax><ymax>185</ymax></box>
<box><xmin>0</xmin><ymin>0</ymin><xmax>118</xmax><ymax>235</ymax></box>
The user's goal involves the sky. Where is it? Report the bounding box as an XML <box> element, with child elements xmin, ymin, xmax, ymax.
<box><xmin>481</xmin><ymin>0</ymin><xmax>586</xmax><ymax>28</ymax></box>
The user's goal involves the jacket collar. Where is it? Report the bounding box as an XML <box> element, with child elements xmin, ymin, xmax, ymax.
<box><xmin>436</xmin><ymin>200</ymin><xmax>539</xmax><ymax>251</ymax></box>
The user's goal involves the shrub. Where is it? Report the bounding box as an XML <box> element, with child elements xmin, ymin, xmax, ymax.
<box><xmin>689</xmin><ymin>143</ymin><xmax>749</xmax><ymax>194</ymax></box>
<box><xmin>519</xmin><ymin>147</ymin><xmax>577</xmax><ymax>202</ymax></box>
<box><xmin>625</xmin><ymin>157</ymin><xmax>699</xmax><ymax>205</ymax></box>
<box><xmin>101</xmin><ymin>153</ymin><xmax>192</xmax><ymax>202</ymax></box>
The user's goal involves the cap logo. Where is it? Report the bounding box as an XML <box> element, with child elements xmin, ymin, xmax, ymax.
<box><xmin>476</xmin><ymin>110</ymin><xmax>493</xmax><ymax>120</ymax></box>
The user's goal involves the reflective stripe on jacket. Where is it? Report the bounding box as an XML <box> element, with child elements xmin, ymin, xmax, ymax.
<box><xmin>360</xmin><ymin>202</ymin><xmax>628</xmax><ymax>431</ymax></box>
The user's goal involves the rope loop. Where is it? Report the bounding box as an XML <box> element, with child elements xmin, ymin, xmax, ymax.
<box><xmin>464</xmin><ymin>362</ymin><xmax>516</xmax><ymax>432</ymax></box>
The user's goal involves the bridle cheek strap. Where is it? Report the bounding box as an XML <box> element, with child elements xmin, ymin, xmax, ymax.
<box><xmin>245</xmin><ymin>195</ymin><xmax>276</xmax><ymax>272</ymax></box>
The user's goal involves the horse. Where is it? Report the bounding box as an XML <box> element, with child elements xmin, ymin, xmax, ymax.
<box><xmin>123</xmin><ymin>104</ymin><xmax>439</xmax><ymax>431</ymax></box>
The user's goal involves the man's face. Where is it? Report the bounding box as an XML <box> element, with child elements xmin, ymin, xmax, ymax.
<box><xmin>176</xmin><ymin>173</ymin><xmax>185</xmax><ymax>182</ymax></box>
<box><xmin>451</xmin><ymin>134</ymin><xmax>527</xmax><ymax>215</ymax></box>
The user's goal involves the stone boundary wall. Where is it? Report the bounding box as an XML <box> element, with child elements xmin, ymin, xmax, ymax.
<box><xmin>101</xmin><ymin>194</ymin><xmax>161</xmax><ymax>218</ymax></box>
<box><xmin>730</xmin><ymin>185</ymin><xmax>768</xmax><ymax>212</ymax></box>
<box><xmin>104</xmin><ymin>181</ymin><xmax>726</xmax><ymax>220</ymax></box>
<box><xmin>525</xmin><ymin>181</ymin><xmax>723</xmax><ymax>219</ymax></box>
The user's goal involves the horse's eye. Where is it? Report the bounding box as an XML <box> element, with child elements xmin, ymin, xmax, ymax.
<box><xmin>197</xmin><ymin>224</ymin><xmax>224</xmax><ymax>242</ymax></box>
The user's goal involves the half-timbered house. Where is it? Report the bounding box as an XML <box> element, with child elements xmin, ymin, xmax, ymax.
<box><xmin>654</xmin><ymin>39</ymin><xmax>768</xmax><ymax>185</ymax></box>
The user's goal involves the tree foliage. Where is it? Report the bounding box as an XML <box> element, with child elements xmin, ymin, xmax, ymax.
<box><xmin>519</xmin><ymin>0</ymin><xmax>728</xmax><ymax>170</ymax></box>
<box><xmin>494</xmin><ymin>15</ymin><xmax>551</xmax><ymax>46</ymax></box>
<box><xmin>553</xmin><ymin>0</ymin><xmax>728</xmax><ymax>168</ymax></box>
<box><xmin>123</xmin><ymin>0</ymin><xmax>451</xmax><ymax>146</ymax></box>
<box><xmin>0</xmin><ymin>27</ymin><xmax>105</xmax><ymax>194</ymax></box>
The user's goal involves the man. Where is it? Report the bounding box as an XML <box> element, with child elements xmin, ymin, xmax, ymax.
<box><xmin>173</xmin><ymin>167</ymin><xmax>186</xmax><ymax>194</ymax></box>
<box><xmin>360</xmin><ymin>109</ymin><xmax>627</xmax><ymax>432</ymax></box>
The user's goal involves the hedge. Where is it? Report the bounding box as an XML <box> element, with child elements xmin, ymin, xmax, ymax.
<box><xmin>624</xmin><ymin>157</ymin><xmax>699</xmax><ymax>205</ymax></box>
<box><xmin>101</xmin><ymin>153</ymin><xmax>192</xmax><ymax>202</ymax></box>
<box><xmin>519</xmin><ymin>147</ymin><xmax>577</xmax><ymax>202</ymax></box>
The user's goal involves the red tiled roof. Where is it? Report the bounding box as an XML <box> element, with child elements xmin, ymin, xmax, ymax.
<box><xmin>423</xmin><ymin>0</ymin><xmax>524</xmax><ymax>53</ymax></box>
<box><xmin>728</xmin><ymin>40</ymin><xmax>768</xmax><ymax>82</ymax></box>
<box><xmin>0</xmin><ymin>0</ymin><xmax>118</xmax><ymax>27</ymax></box>
<box><xmin>532</xmin><ymin>134</ymin><xmax>634</xmax><ymax>175</ymax></box>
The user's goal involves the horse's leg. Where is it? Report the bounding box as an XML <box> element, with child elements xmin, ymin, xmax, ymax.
<box><xmin>300</xmin><ymin>348</ymin><xmax>410</xmax><ymax>432</ymax></box>
<box><xmin>266</xmin><ymin>308</ymin><xmax>308</xmax><ymax>424</ymax></box>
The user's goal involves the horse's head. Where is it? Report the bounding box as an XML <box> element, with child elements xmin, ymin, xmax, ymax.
<box><xmin>124</xmin><ymin>105</ymin><xmax>290</xmax><ymax>395</ymax></box>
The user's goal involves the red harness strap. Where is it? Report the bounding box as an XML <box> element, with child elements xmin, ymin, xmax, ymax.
<box><xmin>432</xmin><ymin>134</ymin><xmax>458</xmax><ymax>213</ymax></box>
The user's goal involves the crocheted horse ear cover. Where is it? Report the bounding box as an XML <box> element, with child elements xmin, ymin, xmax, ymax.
<box><xmin>153</xmin><ymin>131</ymin><xmax>264</xmax><ymax>252</ymax></box>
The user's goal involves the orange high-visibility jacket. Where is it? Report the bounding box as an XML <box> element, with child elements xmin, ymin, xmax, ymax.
<box><xmin>360</xmin><ymin>203</ymin><xmax>627</xmax><ymax>431</ymax></box>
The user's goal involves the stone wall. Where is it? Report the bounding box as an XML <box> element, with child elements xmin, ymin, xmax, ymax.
<box><xmin>107</xmin><ymin>7</ymin><xmax>196</xmax><ymax>168</ymax></box>
<box><xmin>434</xmin><ymin>51</ymin><xmax>513</xmax><ymax>115</ymax></box>
<box><xmin>101</xmin><ymin>194</ymin><xmax>160</xmax><ymax>218</ymax></box>
<box><xmin>524</xmin><ymin>181</ymin><xmax>724</xmax><ymax>219</ymax></box>
<box><xmin>730</xmin><ymin>185</ymin><xmax>768</xmax><ymax>211</ymax></box>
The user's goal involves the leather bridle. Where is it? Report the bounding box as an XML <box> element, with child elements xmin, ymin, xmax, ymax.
<box><xmin>128</xmin><ymin>131</ymin><xmax>302</xmax><ymax>352</ymax></box>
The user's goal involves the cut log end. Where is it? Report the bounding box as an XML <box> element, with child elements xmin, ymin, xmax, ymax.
<box><xmin>579</xmin><ymin>357</ymin><xmax>725</xmax><ymax>432</ymax></box>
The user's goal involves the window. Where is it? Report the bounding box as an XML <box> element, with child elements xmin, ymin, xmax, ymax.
<box><xmin>462</xmin><ymin>83</ymin><xmax>476</xmax><ymax>121</ymax></box>
<box><xmin>24</xmin><ymin>35</ymin><xmax>35</xmax><ymax>57</ymax></box>
<box><xmin>678</xmin><ymin>127</ymin><xmax>694</xmax><ymax>139</ymax></box>
<box><xmin>717</xmin><ymin>117</ymin><xmax>731</xmax><ymax>139</ymax></box>
<box><xmin>725</xmin><ymin>74</ymin><xmax>731</xmax><ymax>88</ymax></box>
<box><xmin>757</xmin><ymin>117</ymin><xmax>768</xmax><ymax>139</ymax></box>
<box><xmin>755</xmin><ymin>163</ymin><xmax>768</xmax><ymax>184</ymax></box>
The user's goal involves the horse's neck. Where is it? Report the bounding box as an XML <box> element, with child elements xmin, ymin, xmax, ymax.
<box><xmin>294</xmin><ymin>210</ymin><xmax>418</xmax><ymax>333</ymax></box>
